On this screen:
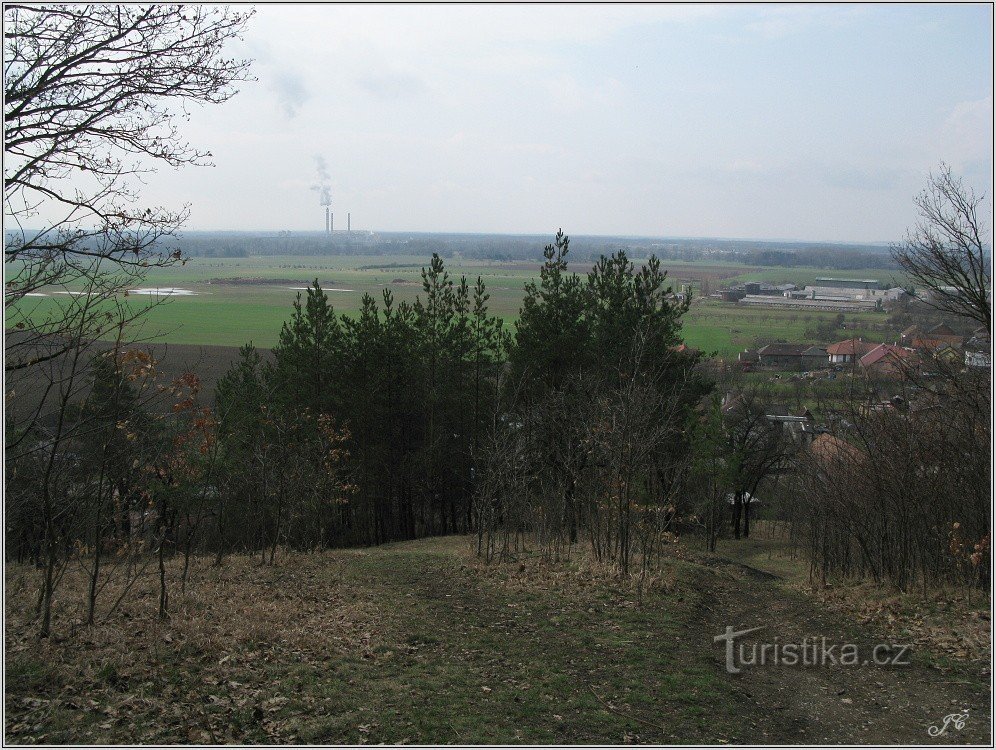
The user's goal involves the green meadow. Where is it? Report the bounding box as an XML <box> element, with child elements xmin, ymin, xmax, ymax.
<box><xmin>7</xmin><ymin>254</ymin><xmax>899</xmax><ymax>356</ymax></box>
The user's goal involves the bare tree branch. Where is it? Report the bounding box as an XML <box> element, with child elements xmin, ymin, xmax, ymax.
<box><xmin>891</xmin><ymin>163</ymin><xmax>992</xmax><ymax>330</ymax></box>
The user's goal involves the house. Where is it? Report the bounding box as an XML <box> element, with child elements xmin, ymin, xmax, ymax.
<box><xmin>859</xmin><ymin>395</ymin><xmax>907</xmax><ymax>415</ymax></box>
<box><xmin>930</xmin><ymin>342</ymin><xmax>963</xmax><ymax>365</ymax></box>
<box><xmin>756</xmin><ymin>343</ymin><xmax>828</xmax><ymax>370</ymax></box>
<box><xmin>859</xmin><ymin>343</ymin><xmax>914</xmax><ymax>377</ymax></box>
<box><xmin>899</xmin><ymin>325</ymin><xmax>921</xmax><ymax>345</ymax></box>
<box><xmin>911</xmin><ymin>335</ymin><xmax>959</xmax><ymax>352</ymax></box>
<box><xmin>826</xmin><ymin>338</ymin><xmax>878</xmax><ymax>364</ymax></box>
<box><xmin>964</xmin><ymin>328</ymin><xmax>991</xmax><ymax>368</ymax></box>
<box><xmin>924</xmin><ymin>323</ymin><xmax>963</xmax><ymax>346</ymax></box>
<box><xmin>809</xmin><ymin>433</ymin><xmax>865</xmax><ymax>472</ymax></box>
<box><xmin>765</xmin><ymin>404</ymin><xmax>820</xmax><ymax>444</ymax></box>
<box><xmin>905</xmin><ymin>324</ymin><xmax>963</xmax><ymax>353</ymax></box>
<box><xmin>814</xmin><ymin>277</ymin><xmax>879</xmax><ymax>291</ymax></box>
<box><xmin>800</xmin><ymin>346</ymin><xmax>829</xmax><ymax>370</ymax></box>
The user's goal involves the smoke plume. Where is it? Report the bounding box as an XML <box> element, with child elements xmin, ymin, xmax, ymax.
<box><xmin>311</xmin><ymin>155</ymin><xmax>332</xmax><ymax>206</ymax></box>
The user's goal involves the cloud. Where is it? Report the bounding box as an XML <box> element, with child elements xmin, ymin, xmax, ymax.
<box><xmin>741</xmin><ymin>6</ymin><xmax>868</xmax><ymax>40</ymax></box>
<box><xmin>356</xmin><ymin>71</ymin><xmax>428</xmax><ymax>100</ymax></box>
<box><xmin>821</xmin><ymin>165</ymin><xmax>905</xmax><ymax>191</ymax></box>
<box><xmin>727</xmin><ymin>159</ymin><xmax>766</xmax><ymax>176</ymax></box>
<box><xmin>268</xmin><ymin>69</ymin><xmax>309</xmax><ymax>117</ymax></box>
<box><xmin>543</xmin><ymin>75</ymin><xmax>625</xmax><ymax>113</ymax></box>
<box><xmin>941</xmin><ymin>97</ymin><xmax>993</xmax><ymax>153</ymax></box>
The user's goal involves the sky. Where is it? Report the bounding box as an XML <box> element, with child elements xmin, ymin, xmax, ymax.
<box><xmin>74</xmin><ymin>4</ymin><xmax>996</xmax><ymax>242</ymax></box>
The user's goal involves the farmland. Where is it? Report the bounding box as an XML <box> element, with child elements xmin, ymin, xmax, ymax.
<box><xmin>7</xmin><ymin>253</ymin><xmax>900</xmax><ymax>357</ymax></box>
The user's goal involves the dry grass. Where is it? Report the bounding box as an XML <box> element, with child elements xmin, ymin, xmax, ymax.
<box><xmin>6</xmin><ymin>534</ymin><xmax>989</xmax><ymax>745</ymax></box>
<box><xmin>4</xmin><ymin>538</ymin><xmax>742</xmax><ymax>744</ymax></box>
<box><xmin>713</xmin><ymin>523</ymin><xmax>992</xmax><ymax>667</ymax></box>
<box><xmin>5</xmin><ymin>550</ymin><xmax>390</xmax><ymax>743</ymax></box>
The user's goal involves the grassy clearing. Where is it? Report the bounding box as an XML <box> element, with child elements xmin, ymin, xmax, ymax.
<box><xmin>4</xmin><ymin>537</ymin><xmax>753</xmax><ymax>745</ymax></box>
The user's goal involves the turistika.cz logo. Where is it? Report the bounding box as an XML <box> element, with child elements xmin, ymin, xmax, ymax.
<box><xmin>713</xmin><ymin>626</ymin><xmax>911</xmax><ymax>674</ymax></box>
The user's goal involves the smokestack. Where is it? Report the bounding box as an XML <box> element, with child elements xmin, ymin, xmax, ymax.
<box><xmin>347</xmin><ymin>212</ymin><xmax>351</xmax><ymax>232</ymax></box>
<box><xmin>325</xmin><ymin>206</ymin><xmax>330</xmax><ymax>234</ymax></box>
<box><xmin>330</xmin><ymin>213</ymin><xmax>334</xmax><ymax>232</ymax></box>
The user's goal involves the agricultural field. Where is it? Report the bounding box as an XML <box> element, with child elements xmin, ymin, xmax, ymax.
<box><xmin>6</xmin><ymin>253</ymin><xmax>900</xmax><ymax>357</ymax></box>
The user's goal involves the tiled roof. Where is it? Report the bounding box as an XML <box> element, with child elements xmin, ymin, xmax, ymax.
<box><xmin>859</xmin><ymin>343</ymin><xmax>912</xmax><ymax>368</ymax></box>
<box><xmin>911</xmin><ymin>337</ymin><xmax>960</xmax><ymax>351</ymax></box>
<box><xmin>826</xmin><ymin>338</ymin><xmax>877</xmax><ymax>356</ymax></box>
<box><xmin>810</xmin><ymin>433</ymin><xmax>863</xmax><ymax>464</ymax></box>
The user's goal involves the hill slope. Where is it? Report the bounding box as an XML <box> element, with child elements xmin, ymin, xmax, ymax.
<box><xmin>4</xmin><ymin>537</ymin><xmax>989</xmax><ymax>744</ymax></box>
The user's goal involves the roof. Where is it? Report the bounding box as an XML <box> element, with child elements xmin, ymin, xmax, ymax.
<box><xmin>928</xmin><ymin>323</ymin><xmax>957</xmax><ymax>336</ymax></box>
<box><xmin>859</xmin><ymin>343</ymin><xmax>913</xmax><ymax>369</ymax></box>
<box><xmin>966</xmin><ymin>333</ymin><xmax>992</xmax><ymax>353</ymax></box>
<box><xmin>801</xmin><ymin>346</ymin><xmax>828</xmax><ymax>356</ymax></box>
<box><xmin>810</xmin><ymin>433</ymin><xmax>864</xmax><ymax>465</ymax></box>
<box><xmin>911</xmin><ymin>336</ymin><xmax>961</xmax><ymax>351</ymax></box>
<box><xmin>900</xmin><ymin>325</ymin><xmax>920</xmax><ymax>337</ymax></box>
<box><xmin>826</xmin><ymin>338</ymin><xmax>878</xmax><ymax>356</ymax></box>
<box><xmin>720</xmin><ymin>394</ymin><xmax>742</xmax><ymax>415</ymax></box>
<box><xmin>758</xmin><ymin>342</ymin><xmax>809</xmax><ymax>356</ymax></box>
<box><xmin>765</xmin><ymin>403</ymin><xmax>793</xmax><ymax>417</ymax></box>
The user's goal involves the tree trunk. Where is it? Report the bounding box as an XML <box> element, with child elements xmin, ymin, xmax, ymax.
<box><xmin>732</xmin><ymin>493</ymin><xmax>743</xmax><ymax>539</ymax></box>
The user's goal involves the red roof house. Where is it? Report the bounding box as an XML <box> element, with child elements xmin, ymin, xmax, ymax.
<box><xmin>826</xmin><ymin>338</ymin><xmax>878</xmax><ymax>364</ymax></box>
<box><xmin>859</xmin><ymin>343</ymin><xmax>914</xmax><ymax>376</ymax></box>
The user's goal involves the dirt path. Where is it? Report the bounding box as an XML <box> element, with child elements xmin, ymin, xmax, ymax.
<box><xmin>689</xmin><ymin>554</ymin><xmax>991</xmax><ymax>744</ymax></box>
<box><xmin>5</xmin><ymin>538</ymin><xmax>989</xmax><ymax>744</ymax></box>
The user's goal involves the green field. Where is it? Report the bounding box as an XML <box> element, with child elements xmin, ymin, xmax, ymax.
<box><xmin>7</xmin><ymin>254</ymin><xmax>899</xmax><ymax>356</ymax></box>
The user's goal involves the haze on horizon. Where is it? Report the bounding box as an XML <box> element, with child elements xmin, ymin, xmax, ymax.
<box><xmin>32</xmin><ymin>4</ymin><xmax>996</xmax><ymax>245</ymax></box>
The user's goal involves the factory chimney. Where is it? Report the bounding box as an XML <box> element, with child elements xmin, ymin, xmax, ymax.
<box><xmin>347</xmin><ymin>213</ymin><xmax>351</xmax><ymax>232</ymax></box>
<box><xmin>330</xmin><ymin>213</ymin><xmax>334</xmax><ymax>232</ymax></box>
<box><xmin>325</xmin><ymin>206</ymin><xmax>330</xmax><ymax>234</ymax></box>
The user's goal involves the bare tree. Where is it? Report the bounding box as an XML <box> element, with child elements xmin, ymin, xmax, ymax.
<box><xmin>4</xmin><ymin>4</ymin><xmax>255</xmax><ymax>373</ymax></box>
<box><xmin>892</xmin><ymin>163</ymin><xmax>991</xmax><ymax>330</ymax></box>
<box><xmin>723</xmin><ymin>386</ymin><xmax>793</xmax><ymax>539</ymax></box>
<box><xmin>4</xmin><ymin>4</ymin><xmax>253</xmax><ymax>637</ymax></box>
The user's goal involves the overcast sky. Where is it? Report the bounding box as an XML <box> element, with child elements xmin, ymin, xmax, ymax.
<box><xmin>141</xmin><ymin>4</ymin><xmax>992</xmax><ymax>243</ymax></box>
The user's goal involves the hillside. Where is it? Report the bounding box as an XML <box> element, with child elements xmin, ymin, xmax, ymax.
<box><xmin>5</xmin><ymin>536</ymin><xmax>989</xmax><ymax>745</ymax></box>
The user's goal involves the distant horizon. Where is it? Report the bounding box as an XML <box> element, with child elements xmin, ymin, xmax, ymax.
<box><xmin>15</xmin><ymin>5</ymin><xmax>992</xmax><ymax>245</ymax></box>
<box><xmin>119</xmin><ymin>227</ymin><xmax>900</xmax><ymax>249</ymax></box>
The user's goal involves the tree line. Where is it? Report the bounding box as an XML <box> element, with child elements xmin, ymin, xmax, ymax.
<box><xmin>4</xmin><ymin>4</ymin><xmax>990</xmax><ymax>640</ymax></box>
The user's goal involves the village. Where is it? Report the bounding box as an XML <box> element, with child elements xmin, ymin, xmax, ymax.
<box><xmin>712</xmin><ymin>276</ymin><xmax>988</xmax><ymax>373</ymax></box>
<box><xmin>735</xmin><ymin>323</ymin><xmax>991</xmax><ymax>376</ymax></box>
